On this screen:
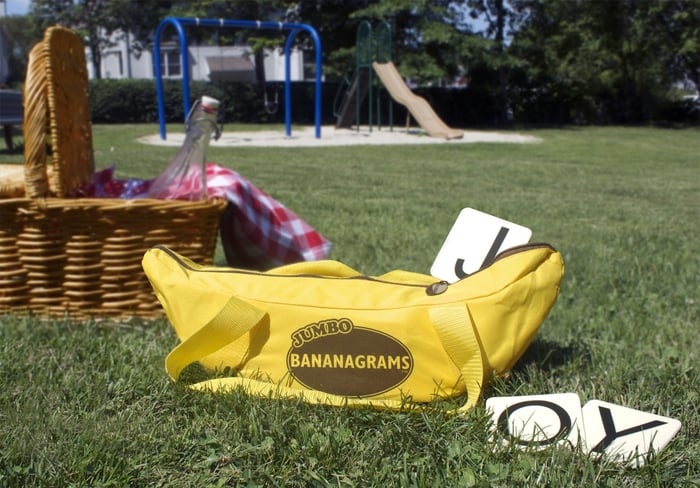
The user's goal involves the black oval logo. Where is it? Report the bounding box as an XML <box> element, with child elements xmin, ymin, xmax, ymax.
<box><xmin>287</xmin><ymin>318</ymin><xmax>413</xmax><ymax>397</ymax></box>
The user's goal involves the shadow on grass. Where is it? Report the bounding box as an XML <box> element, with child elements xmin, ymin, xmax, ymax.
<box><xmin>514</xmin><ymin>338</ymin><xmax>592</xmax><ymax>374</ymax></box>
<box><xmin>481</xmin><ymin>338</ymin><xmax>592</xmax><ymax>400</ymax></box>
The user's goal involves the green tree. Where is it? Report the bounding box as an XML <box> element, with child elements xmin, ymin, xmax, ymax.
<box><xmin>285</xmin><ymin>0</ymin><xmax>377</xmax><ymax>80</ymax></box>
<box><xmin>506</xmin><ymin>0</ymin><xmax>616</xmax><ymax>122</ymax></box>
<box><xmin>467</xmin><ymin>0</ymin><xmax>519</xmax><ymax>123</ymax></box>
<box><xmin>506</xmin><ymin>0</ymin><xmax>698</xmax><ymax>123</ymax></box>
<box><xmin>0</xmin><ymin>16</ymin><xmax>43</xmax><ymax>86</ymax></box>
<box><xmin>654</xmin><ymin>0</ymin><xmax>700</xmax><ymax>96</ymax></box>
<box><xmin>106</xmin><ymin>0</ymin><xmax>175</xmax><ymax>58</ymax></box>
<box><xmin>29</xmin><ymin>0</ymin><xmax>174</xmax><ymax>79</ymax></box>
<box><xmin>353</xmin><ymin>0</ymin><xmax>483</xmax><ymax>84</ymax></box>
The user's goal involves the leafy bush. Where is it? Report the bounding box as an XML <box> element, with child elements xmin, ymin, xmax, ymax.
<box><xmin>88</xmin><ymin>79</ymin><xmax>322</xmax><ymax>125</ymax></box>
<box><xmin>89</xmin><ymin>77</ymin><xmax>700</xmax><ymax>127</ymax></box>
<box><xmin>86</xmin><ymin>78</ymin><xmax>500</xmax><ymax>127</ymax></box>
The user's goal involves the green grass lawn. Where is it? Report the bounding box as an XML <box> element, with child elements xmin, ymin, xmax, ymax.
<box><xmin>1</xmin><ymin>125</ymin><xmax>699</xmax><ymax>486</ymax></box>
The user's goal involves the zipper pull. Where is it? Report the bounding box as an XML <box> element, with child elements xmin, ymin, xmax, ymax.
<box><xmin>426</xmin><ymin>281</ymin><xmax>449</xmax><ymax>296</ymax></box>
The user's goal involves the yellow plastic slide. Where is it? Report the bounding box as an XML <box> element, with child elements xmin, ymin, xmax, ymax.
<box><xmin>372</xmin><ymin>62</ymin><xmax>464</xmax><ymax>140</ymax></box>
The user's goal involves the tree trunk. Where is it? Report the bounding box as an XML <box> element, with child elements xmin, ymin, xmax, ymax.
<box><xmin>254</xmin><ymin>49</ymin><xmax>266</xmax><ymax>86</ymax></box>
<box><xmin>90</xmin><ymin>43</ymin><xmax>102</xmax><ymax>80</ymax></box>
<box><xmin>494</xmin><ymin>0</ymin><xmax>511</xmax><ymax>124</ymax></box>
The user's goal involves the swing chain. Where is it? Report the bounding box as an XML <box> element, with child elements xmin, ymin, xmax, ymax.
<box><xmin>263</xmin><ymin>85</ymin><xmax>279</xmax><ymax>115</ymax></box>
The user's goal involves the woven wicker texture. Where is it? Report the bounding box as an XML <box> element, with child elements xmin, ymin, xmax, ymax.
<box><xmin>23</xmin><ymin>26</ymin><xmax>94</xmax><ymax>198</ymax></box>
<box><xmin>0</xmin><ymin>198</ymin><xmax>226</xmax><ymax>319</ymax></box>
<box><xmin>1</xmin><ymin>26</ymin><xmax>226</xmax><ymax>320</ymax></box>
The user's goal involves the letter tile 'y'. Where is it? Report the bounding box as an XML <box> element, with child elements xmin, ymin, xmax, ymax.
<box><xmin>582</xmin><ymin>400</ymin><xmax>682</xmax><ymax>467</ymax></box>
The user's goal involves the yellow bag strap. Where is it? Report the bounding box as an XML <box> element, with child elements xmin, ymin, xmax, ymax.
<box><xmin>269</xmin><ymin>259</ymin><xmax>361</xmax><ymax>277</ymax></box>
<box><xmin>165</xmin><ymin>295</ymin><xmax>268</xmax><ymax>381</ymax></box>
<box><xmin>428</xmin><ymin>305</ymin><xmax>484</xmax><ymax>412</ymax></box>
<box><xmin>166</xmin><ymin>297</ymin><xmax>484</xmax><ymax>413</ymax></box>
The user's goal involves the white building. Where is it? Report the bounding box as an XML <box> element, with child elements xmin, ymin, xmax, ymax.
<box><xmin>88</xmin><ymin>29</ymin><xmax>305</xmax><ymax>83</ymax></box>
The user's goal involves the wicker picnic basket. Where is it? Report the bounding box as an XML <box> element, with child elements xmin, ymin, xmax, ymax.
<box><xmin>0</xmin><ymin>26</ymin><xmax>226</xmax><ymax>320</ymax></box>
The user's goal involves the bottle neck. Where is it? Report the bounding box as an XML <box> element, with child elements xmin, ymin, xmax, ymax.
<box><xmin>187</xmin><ymin>108</ymin><xmax>220</xmax><ymax>140</ymax></box>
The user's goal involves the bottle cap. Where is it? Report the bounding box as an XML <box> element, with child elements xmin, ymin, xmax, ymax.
<box><xmin>201</xmin><ymin>96</ymin><xmax>220</xmax><ymax>112</ymax></box>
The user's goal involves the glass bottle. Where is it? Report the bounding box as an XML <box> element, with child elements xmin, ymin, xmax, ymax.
<box><xmin>147</xmin><ymin>95</ymin><xmax>221</xmax><ymax>200</ymax></box>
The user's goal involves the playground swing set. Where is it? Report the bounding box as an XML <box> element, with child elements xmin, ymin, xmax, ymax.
<box><xmin>154</xmin><ymin>17</ymin><xmax>461</xmax><ymax>142</ymax></box>
<box><xmin>153</xmin><ymin>17</ymin><xmax>323</xmax><ymax>140</ymax></box>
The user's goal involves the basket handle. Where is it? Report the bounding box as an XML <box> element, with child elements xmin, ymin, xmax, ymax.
<box><xmin>21</xmin><ymin>26</ymin><xmax>95</xmax><ymax>198</ymax></box>
<box><xmin>23</xmin><ymin>42</ymin><xmax>49</xmax><ymax>198</ymax></box>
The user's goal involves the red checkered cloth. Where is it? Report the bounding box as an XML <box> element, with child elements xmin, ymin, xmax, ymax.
<box><xmin>72</xmin><ymin>164</ymin><xmax>332</xmax><ymax>270</ymax></box>
<box><xmin>205</xmin><ymin>164</ymin><xmax>332</xmax><ymax>270</ymax></box>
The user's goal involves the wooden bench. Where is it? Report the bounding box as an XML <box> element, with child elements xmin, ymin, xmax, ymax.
<box><xmin>0</xmin><ymin>88</ymin><xmax>23</xmax><ymax>150</ymax></box>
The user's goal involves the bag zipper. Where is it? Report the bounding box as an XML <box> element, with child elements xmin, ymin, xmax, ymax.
<box><xmin>490</xmin><ymin>242</ymin><xmax>555</xmax><ymax>263</ymax></box>
<box><xmin>152</xmin><ymin>242</ymin><xmax>555</xmax><ymax>295</ymax></box>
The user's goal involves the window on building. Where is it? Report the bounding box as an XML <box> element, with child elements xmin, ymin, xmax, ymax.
<box><xmin>160</xmin><ymin>51</ymin><xmax>181</xmax><ymax>78</ymax></box>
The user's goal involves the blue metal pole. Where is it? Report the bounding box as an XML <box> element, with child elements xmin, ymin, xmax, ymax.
<box><xmin>311</xmin><ymin>27</ymin><xmax>323</xmax><ymax>139</ymax></box>
<box><xmin>284</xmin><ymin>25</ymin><xmax>323</xmax><ymax>138</ymax></box>
<box><xmin>153</xmin><ymin>22</ymin><xmax>166</xmax><ymax>139</ymax></box>
<box><xmin>284</xmin><ymin>30</ymin><xmax>295</xmax><ymax>137</ymax></box>
<box><xmin>154</xmin><ymin>18</ymin><xmax>191</xmax><ymax>140</ymax></box>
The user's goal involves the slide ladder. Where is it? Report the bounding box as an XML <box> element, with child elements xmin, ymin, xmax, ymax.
<box><xmin>334</xmin><ymin>67</ymin><xmax>370</xmax><ymax>129</ymax></box>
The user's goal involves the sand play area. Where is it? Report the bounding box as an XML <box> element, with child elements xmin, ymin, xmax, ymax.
<box><xmin>138</xmin><ymin>126</ymin><xmax>540</xmax><ymax>148</ymax></box>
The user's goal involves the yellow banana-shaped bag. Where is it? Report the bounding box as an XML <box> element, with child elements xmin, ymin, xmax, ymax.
<box><xmin>142</xmin><ymin>244</ymin><xmax>563</xmax><ymax>412</ymax></box>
